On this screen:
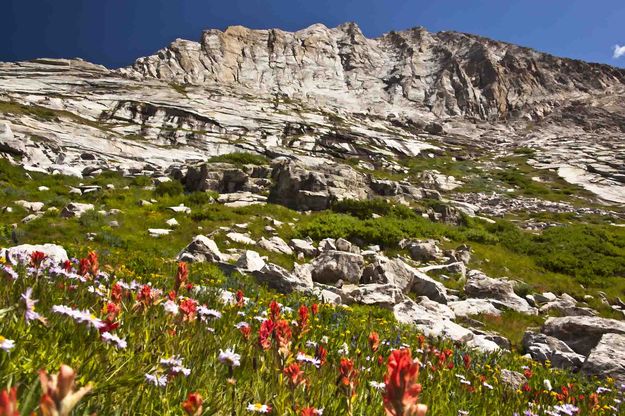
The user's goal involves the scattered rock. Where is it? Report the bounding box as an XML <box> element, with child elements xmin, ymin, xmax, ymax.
<box><xmin>289</xmin><ymin>238</ymin><xmax>318</xmax><ymax>257</ymax></box>
<box><xmin>60</xmin><ymin>202</ymin><xmax>94</xmax><ymax>218</ymax></box>
<box><xmin>257</xmin><ymin>236</ymin><xmax>293</xmax><ymax>255</ymax></box>
<box><xmin>177</xmin><ymin>235</ymin><xmax>226</xmax><ymax>263</ymax></box>
<box><xmin>226</xmin><ymin>232</ymin><xmax>256</xmax><ymax>245</ymax></box>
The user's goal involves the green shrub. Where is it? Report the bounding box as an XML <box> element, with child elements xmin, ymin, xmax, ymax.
<box><xmin>154</xmin><ymin>180</ymin><xmax>184</xmax><ymax>197</ymax></box>
<box><xmin>207</xmin><ymin>152</ymin><xmax>268</xmax><ymax>166</ymax></box>
<box><xmin>186</xmin><ymin>191</ymin><xmax>217</xmax><ymax>206</ymax></box>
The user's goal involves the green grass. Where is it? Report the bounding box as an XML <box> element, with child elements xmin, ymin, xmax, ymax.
<box><xmin>207</xmin><ymin>153</ymin><xmax>270</xmax><ymax>167</ymax></box>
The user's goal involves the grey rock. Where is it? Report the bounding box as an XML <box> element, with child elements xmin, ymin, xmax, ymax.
<box><xmin>542</xmin><ymin>316</ymin><xmax>625</xmax><ymax>355</ymax></box>
<box><xmin>581</xmin><ymin>333</ymin><xmax>625</xmax><ymax>384</ymax></box>
<box><xmin>465</xmin><ymin>270</ymin><xmax>536</xmax><ymax>315</ymax></box>
<box><xmin>257</xmin><ymin>236</ymin><xmax>293</xmax><ymax>255</ymax></box>
<box><xmin>402</xmin><ymin>239</ymin><xmax>442</xmax><ymax>262</ymax></box>
<box><xmin>1</xmin><ymin>243</ymin><xmax>69</xmax><ymax>265</ymax></box>
<box><xmin>310</xmin><ymin>250</ymin><xmax>364</xmax><ymax>284</ymax></box>
<box><xmin>235</xmin><ymin>250</ymin><xmax>266</xmax><ymax>272</ymax></box>
<box><xmin>500</xmin><ymin>369</ymin><xmax>526</xmax><ymax>390</ymax></box>
<box><xmin>177</xmin><ymin>235</ymin><xmax>226</xmax><ymax>263</ymax></box>
<box><xmin>289</xmin><ymin>238</ymin><xmax>318</xmax><ymax>257</ymax></box>
<box><xmin>60</xmin><ymin>202</ymin><xmax>94</xmax><ymax>218</ymax></box>
<box><xmin>522</xmin><ymin>331</ymin><xmax>585</xmax><ymax>369</ymax></box>
<box><xmin>252</xmin><ymin>263</ymin><xmax>313</xmax><ymax>293</ymax></box>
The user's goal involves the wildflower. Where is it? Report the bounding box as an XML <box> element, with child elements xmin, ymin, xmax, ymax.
<box><xmin>218</xmin><ymin>348</ymin><xmax>241</xmax><ymax>368</ymax></box>
<box><xmin>369</xmin><ymin>332</ymin><xmax>380</xmax><ymax>352</ymax></box>
<box><xmin>315</xmin><ymin>345</ymin><xmax>328</xmax><ymax>366</ymax></box>
<box><xmin>463</xmin><ymin>353</ymin><xmax>471</xmax><ymax>369</ymax></box>
<box><xmin>198</xmin><ymin>306</ymin><xmax>222</xmax><ymax>320</ymax></box>
<box><xmin>235</xmin><ymin>289</ymin><xmax>245</xmax><ymax>307</ymax></box>
<box><xmin>596</xmin><ymin>386</ymin><xmax>611</xmax><ymax>394</ymax></box>
<box><xmin>296</xmin><ymin>352</ymin><xmax>321</xmax><ymax>368</ymax></box>
<box><xmin>51</xmin><ymin>305</ymin><xmax>104</xmax><ymax>330</ymax></box>
<box><xmin>338</xmin><ymin>357</ymin><xmax>358</xmax><ymax>392</ymax></box>
<box><xmin>101</xmin><ymin>332</ymin><xmax>127</xmax><ymax>349</ymax></box>
<box><xmin>145</xmin><ymin>373</ymin><xmax>168</xmax><ymax>387</ymax></box>
<box><xmin>180</xmin><ymin>298</ymin><xmax>198</xmax><ymax>321</ymax></box>
<box><xmin>1</xmin><ymin>265</ymin><xmax>18</xmax><ymax>280</ymax></box>
<box><xmin>247</xmin><ymin>403</ymin><xmax>272</xmax><ymax>413</ymax></box>
<box><xmin>552</xmin><ymin>404</ymin><xmax>579</xmax><ymax>415</ymax></box>
<box><xmin>458</xmin><ymin>411</ymin><xmax>469</xmax><ymax>416</ymax></box>
<box><xmin>39</xmin><ymin>364</ymin><xmax>92</xmax><ymax>416</ymax></box>
<box><xmin>284</xmin><ymin>363</ymin><xmax>305</xmax><ymax>387</ymax></box>
<box><xmin>173</xmin><ymin>262</ymin><xmax>188</xmax><ymax>294</ymax></box>
<box><xmin>298</xmin><ymin>305</ymin><xmax>309</xmax><ymax>330</ymax></box>
<box><xmin>544</xmin><ymin>379</ymin><xmax>553</xmax><ymax>391</ymax></box>
<box><xmin>269</xmin><ymin>300</ymin><xmax>281</xmax><ymax>321</ymax></box>
<box><xmin>0</xmin><ymin>387</ymin><xmax>19</xmax><ymax>416</ymax></box>
<box><xmin>482</xmin><ymin>382</ymin><xmax>493</xmax><ymax>390</ymax></box>
<box><xmin>370</xmin><ymin>381</ymin><xmax>386</xmax><ymax>391</ymax></box>
<box><xmin>21</xmin><ymin>288</ymin><xmax>45</xmax><ymax>324</ymax></box>
<box><xmin>311</xmin><ymin>303</ymin><xmax>319</xmax><ymax>315</ymax></box>
<box><xmin>238</xmin><ymin>322</ymin><xmax>252</xmax><ymax>340</ymax></box>
<box><xmin>301</xmin><ymin>407</ymin><xmax>323</xmax><ymax>415</ymax></box>
<box><xmin>111</xmin><ymin>283</ymin><xmax>123</xmax><ymax>303</ymax></box>
<box><xmin>136</xmin><ymin>285</ymin><xmax>155</xmax><ymax>307</ymax></box>
<box><xmin>258</xmin><ymin>319</ymin><xmax>275</xmax><ymax>350</ymax></box>
<box><xmin>30</xmin><ymin>251</ymin><xmax>46</xmax><ymax>268</ymax></box>
<box><xmin>338</xmin><ymin>342</ymin><xmax>349</xmax><ymax>356</ymax></box>
<box><xmin>383</xmin><ymin>349</ymin><xmax>427</xmax><ymax>416</ymax></box>
<box><xmin>182</xmin><ymin>392</ymin><xmax>203</xmax><ymax>416</ymax></box>
<box><xmin>274</xmin><ymin>319</ymin><xmax>292</xmax><ymax>353</ymax></box>
<box><xmin>87</xmin><ymin>251</ymin><xmax>99</xmax><ymax>276</ymax></box>
<box><xmin>163</xmin><ymin>300</ymin><xmax>179</xmax><ymax>315</ymax></box>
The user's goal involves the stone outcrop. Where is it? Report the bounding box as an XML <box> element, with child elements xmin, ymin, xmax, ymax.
<box><xmin>581</xmin><ymin>333</ymin><xmax>625</xmax><ymax>384</ymax></box>
<box><xmin>541</xmin><ymin>316</ymin><xmax>625</xmax><ymax>355</ymax></box>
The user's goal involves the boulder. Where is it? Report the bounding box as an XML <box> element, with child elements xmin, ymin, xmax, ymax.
<box><xmin>257</xmin><ymin>236</ymin><xmax>293</xmax><ymax>255</ymax></box>
<box><xmin>464</xmin><ymin>270</ymin><xmax>536</xmax><ymax>315</ymax></box>
<box><xmin>310</xmin><ymin>250</ymin><xmax>364</xmax><ymax>284</ymax></box>
<box><xmin>401</xmin><ymin>239</ymin><xmax>442</xmax><ymax>262</ymax></box>
<box><xmin>1</xmin><ymin>243</ymin><xmax>69</xmax><ymax>265</ymax></box>
<box><xmin>581</xmin><ymin>333</ymin><xmax>625</xmax><ymax>384</ymax></box>
<box><xmin>522</xmin><ymin>331</ymin><xmax>585</xmax><ymax>369</ymax></box>
<box><xmin>14</xmin><ymin>201</ymin><xmax>45</xmax><ymax>212</ymax></box>
<box><xmin>60</xmin><ymin>202</ymin><xmax>94</xmax><ymax>218</ymax></box>
<box><xmin>226</xmin><ymin>232</ymin><xmax>256</xmax><ymax>245</ymax></box>
<box><xmin>148</xmin><ymin>228</ymin><xmax>171</xmax><ymax>237</ymax></box>
<box><xmin>538</xmin><ymin>294</ymin><xmax>597</xmax><ymax>317</ymax></box>
<box><xmin>449</xmin><ymin>299</ymin><xmax>501</xmax><ymax>318</ymax></box>
<box><xmin>252</xmin><ymin>263</ymin><xmax>313</xmax><ymax>293</ymax></box>
<box><xmin>360</xmin><ymin>255</ymin><xmax>415</xmax><ymax>293</ymax></box>
<box><xmin>177</xmin><ymin>235</ymin><xmax>226</xmax><ymax>263</ymax></box>
<box><xmin>289</xmin><ymin>238</ymin><xmax>318</xmax><ymax>257</ymax></box>
<box><xmin>541</xmin><ymin>316</ymin><xmax>625</xmax><ymax>355</ymax></box>
<box><xmin>341</xmin><ymin>284</ymin><xmax>404</xmax><ymax>307</ymax></box>
<box><xmin>235</xmin><ymin>250</ymin><xmax>266</xmax><ymax>272</ymax></box>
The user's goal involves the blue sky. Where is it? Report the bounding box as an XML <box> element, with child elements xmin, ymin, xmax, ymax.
<box><xmin>3</xmin><ymin>0</ymin><xmax>625</xmax><ymax>68</ymax></box>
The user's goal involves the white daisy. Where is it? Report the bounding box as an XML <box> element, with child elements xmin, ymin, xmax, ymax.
<box><xmin>101</xmin><ymin>332</ymin><xmax>127</xmax><ymax>349</ymax></box>
<box><xmin>246</xmin><ymin>403</ymin><xmax>271</xmax><ymax>413</ymax></box>
<box><xmin>218</xmin><ymin>348</ymin><xmax>241</xmax><ymax>367</ymax></box>
<box><xmin>0</xmin><ymin>336</ymin><xmax>15</xmax><ymax>352</ymax></box>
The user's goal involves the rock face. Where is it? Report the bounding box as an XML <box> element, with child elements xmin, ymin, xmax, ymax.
<box><xmin>1</xmin><ymin>24</ymin><xmax>625</xmax><ymax>202</ymax></box>
<box><xmin>124</xmin><ymin>23</ymin><xmax>625</xmax><ymax>121</ymax></box>
<box><xmin>268</xmin><ymin>160</ymin><xmax>369</xmax><ymax>211</ymax></box>
<box><xmin>60</xmin><ymin>203</ymin><xmax>94</xmax><ymax>218</ymax></box>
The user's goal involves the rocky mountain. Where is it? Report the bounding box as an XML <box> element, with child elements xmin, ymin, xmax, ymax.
<box><xmin>1</xmin><ymin>22</ymin><xmax>625</xmax><ymax>206</ymax></box>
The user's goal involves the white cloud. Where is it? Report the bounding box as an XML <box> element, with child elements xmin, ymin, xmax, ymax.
<box><xmin>613</xmin><ymin>44</ymin><xmax>625</xmax><ymax>59</ymax></box>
